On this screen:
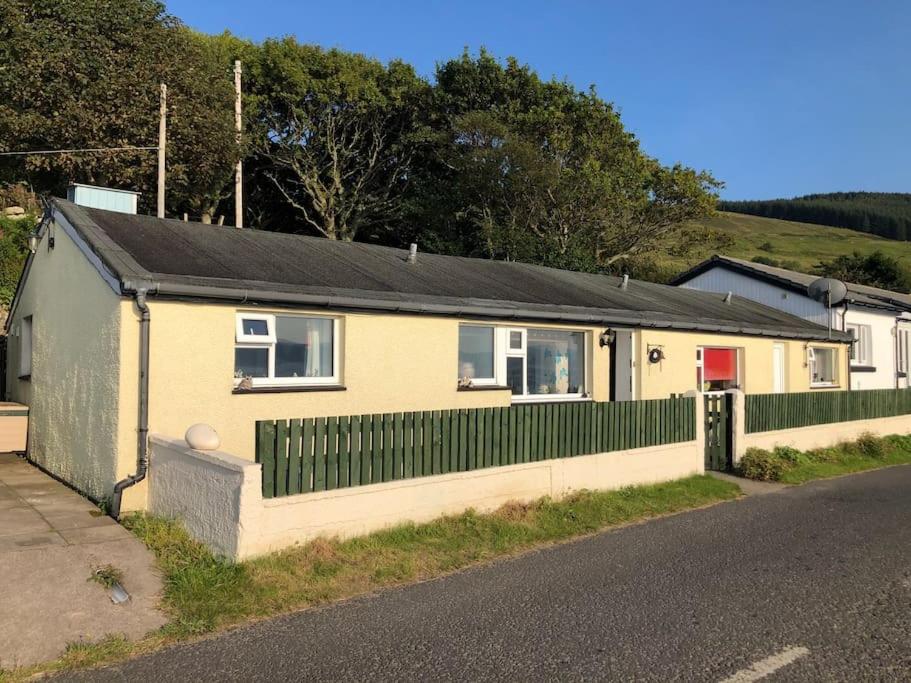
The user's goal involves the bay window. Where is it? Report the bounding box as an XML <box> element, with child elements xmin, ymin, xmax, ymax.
<box><xmin>235</xmin><ymin>313</ymin><xmax>339</xmax><ymax>386</ymax></box>
<box><xmin>808</xmin><ymin>346</ymin><xmax>838</xmax><ymax>387</ymax></box>
<box><xmin>457</xmin><ymin>324</ymin><xmax>588</xmax><ymax>400</ymax></box>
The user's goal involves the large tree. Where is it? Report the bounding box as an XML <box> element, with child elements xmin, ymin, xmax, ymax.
<box><xmin>0</xmin><ymin>0</ymin><xmax>239</xmax><ymax>220</ymax></box>
<box><xmin>249</xmin><ymin>40</ymin><xmax>429</xmax><ymax>241</ymax></box>
<box><xmin>407</xmin><ymin>50</ymin><xmax>722</xmax><ymax>270</ymax></box>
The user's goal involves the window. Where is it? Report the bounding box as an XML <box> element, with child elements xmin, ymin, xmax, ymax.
<box><xmin>845</xmin><ymin>323</ymin><xmax>872</xmax><ymax>366</ymax></box>
<box><xmin>808</xmin><ymin>346</ymin><xmax>838</xmax><ymax>386</ymax></box>
<box><xmin>696</xmin><ymin>347</ymin><xmax>740</xmax><ymax>392</ymax></box>
<box><xmin>457</xmin><ymin>324</ymin><xmax>587</xmax><ymax>400</ymax></box>
<box><xmin>899</xmin><ymin>329</ymin><xmax>910</xmax><ymax>375</ymax></box>
<box><xmin>525</xmin><ymin>329</ymin><xmax>585</xmax><ymax>397</ymax></box>
<box><xmin>19</xmin><ymin>316</ymin><xmax>32</xmax><ymax>378</ymax></box>
<box><xmin>458</xmin><ymin>325</ymin><xmax>496</xmax><ymax>384</ymax></box>
<box><xmin>234</xmin><ymin>313</ymin><xmax>339</xmax><ymax>386</ymax></box>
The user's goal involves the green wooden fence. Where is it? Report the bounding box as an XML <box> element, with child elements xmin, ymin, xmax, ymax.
<box><xmin>746</xmin><ymin>388</ymin><xmax>911</xmax><ymax>434</ymax></box>
<box><xmin>255</xmin><ymin>397</ymin><xmax>696</xmax><ymax>499</ymax></box>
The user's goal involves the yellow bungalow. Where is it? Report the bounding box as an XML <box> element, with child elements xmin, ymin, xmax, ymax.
<box><xmin>5</xmin><ymin>194</ymin><xmax>851</xmax><ymax>513</ymax></box>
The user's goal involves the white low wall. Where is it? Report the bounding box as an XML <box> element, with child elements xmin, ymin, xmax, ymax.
<box><xmin>741</xmin><ymin>413</ymin><xmax>911</xmax><ymax>454</ymax></box>
<box><xmin>147</xmin><ymin>436</ymin><xmax>262</xmax><ymax>558</ymax></box>
<box><xmin>148</xmin><ymin>434</ymin><xmax>702</xmax><ymax>561</ymax></box>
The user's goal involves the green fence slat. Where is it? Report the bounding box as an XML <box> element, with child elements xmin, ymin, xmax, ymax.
<box><xmin>422</xmin><ymin>411</ymin><xmax>433</xmax><ymax>475</ymax></box>
<box><xmin>349</xmin><ymin>416</ymin><xmax>361</xmax><ymax>487</ymax></box>
<box><xmin>326</xmin><ymin>417</ymin><xmax>339</xmax><ymax>490</ymax></box>
<box><xmin>313</xmin><ymin>418</ymin><xmax>327</xmax><ymax>491</ymax></box>
<box><xmin>337</xmin><ymin>416</ymin><xmax>350</xmax><ymax>488</ymax></box>
<box><xmin>403</xmin><ymin>412</ymin><xmax>414</xmax><ymax>479</ymax></box>
<box><xmin>382</xmin><ymin>413</ymin><xmax>394</xmax><ymax>482</ymax></box>
<box><xmin>274</xmin><ymin>420</ymin><xmax>289</xmax><ymax>497</ymax></box>
<box><xmin>431</xmin><ymin>411</ymin><xmax>442</xmax><ymax>475</ymax></box>
<box><xmin>440</xmin><ymin>410</ymin><xmax>451</xmax><ymax>474</ymax></box>
<box><xmin>257</xmin><ymin>421</ymin><xmax>276</xmax><ymax>498</ymax></box>
<box><xmin>359</xmin><ymin>415</ymin><xmax>371</xmax><ymax>483</ymax></box>
<box><xmin>371</xmin><ymin>414</ymin><xmax>383</xmax><ymax>484</ymax></box>
<box><xmin>287</xmin><ymin>419</ymin><xmax>302</xmax><ymax>494</ymax></box>
<box><xmin>391</xmin><ymin>413</ymin><xmax>404</xmax><ymax>480</ymax></box>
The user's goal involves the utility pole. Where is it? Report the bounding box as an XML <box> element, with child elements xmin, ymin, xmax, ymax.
<box><xmin>157</xmin><ymin>83</ymin><xmax>167</xmax><ymax>219</ymax></box>
<box><xmin>234</xmin><ymin>60</ymin><xmax>243</xmax><ymax>228</ymax></box>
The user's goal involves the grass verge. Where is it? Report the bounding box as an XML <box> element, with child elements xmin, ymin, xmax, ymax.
<box><xmin>737</xmin><ymin>433</ymin><xmax>911</xmax><ymax>484</ymax></box>
<box><xmin>0</xmin><ymin>475</ymin><xmax>738</xmax><ymax>681</ymax></box>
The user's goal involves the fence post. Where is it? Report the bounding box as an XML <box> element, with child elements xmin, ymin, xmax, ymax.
<box><xmin>726</xmin><ymin>388</ymin><xmax>746</xmax><ymax>465</ymax></box>
<box><xmin>684</xmin><ymin>390</ymin><xmax>705</xmax><ymax>473</ymax></box>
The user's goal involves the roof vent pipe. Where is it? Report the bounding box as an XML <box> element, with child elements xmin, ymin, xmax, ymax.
<box><xmin>407</xmin><ymin>243</ymin><xmax>418</xmax><ymax>264</ymax></box>
<box><xmin>724</xmin><ymin>291</ymin><xmax>733</xmax><ymax>304</ymax></box>
<box><xmin>620</xmin><ymin>274</ymin><xmax>629</xmax><ymax>290</ymax></box>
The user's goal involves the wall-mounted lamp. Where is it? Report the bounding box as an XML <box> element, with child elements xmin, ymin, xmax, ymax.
<box><xmin>599</xmin><ymin>329</ymin><xmax>615</xmax><ymax>348</ymax></box>
<box><xmin>647</xmin><ymin>347</ymin><xmax>665</xmax><ymax>364</ymax></box>
<box><xmin>27</xmin><ymin>232</ymin><xmax>39</xmax><ymax>254</ymax></box>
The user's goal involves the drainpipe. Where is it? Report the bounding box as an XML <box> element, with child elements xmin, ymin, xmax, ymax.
<box><xmin>110</xmin><ymin>287</ymin><xmax>150</xmax><ymax>519</ymax></box>
<box><xmin>842</xmin><ymin>301</ymin><xmax>852</xmax><ymax>391</ymax></box>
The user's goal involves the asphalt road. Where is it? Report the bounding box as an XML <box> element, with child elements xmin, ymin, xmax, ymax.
<box><xmin>60</xmin><ymin>467</ymin><xmax>911</xmax><ymax>682</ymax></box>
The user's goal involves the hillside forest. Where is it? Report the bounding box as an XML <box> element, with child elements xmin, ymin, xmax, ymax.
<box><xmin>720</xmin><ymin>193</ymin><xmax>911</xmax><ymax>242</ymax></box>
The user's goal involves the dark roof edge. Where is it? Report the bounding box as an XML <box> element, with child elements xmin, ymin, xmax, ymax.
<box><xmin>121</xmin><ymin>278</ymin><xmax>852</xmax><ymax>343</ymax></box>
<box><xmin>670</xmin><ymin>256</ymin><xmax>907</xmax><ymax>314</ymax></box>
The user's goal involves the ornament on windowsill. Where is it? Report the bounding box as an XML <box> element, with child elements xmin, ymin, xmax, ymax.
<box><xmin>458</xmin><ymin>376</ymin><xmax>473</xmax><ymax>388</ymax></box>
<box><xmin>236</xmin><ymin>375</ymin><xmax>254</xmax><ymax>391</ymax></box>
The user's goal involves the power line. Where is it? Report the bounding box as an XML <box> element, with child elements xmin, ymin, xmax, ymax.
<box><xmin>0</xmin><ymin>145</ymin><xmax>157</xmax><ymax>157</ymax></box>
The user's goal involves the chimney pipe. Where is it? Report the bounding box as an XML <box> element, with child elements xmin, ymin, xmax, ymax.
<box><xmin>723</xmin><ymin>291</ymin><xmax>733</xmax><ymax>304</ymax></box>
<box><xmin>407</xmin><ymin>243</ymin><xmax>418</xmax><ymax>264</ymax></box>
<box><xmin>620</xmin><ymin>274</ymin><xmax>629</xmax><ymax>290</ymax></box>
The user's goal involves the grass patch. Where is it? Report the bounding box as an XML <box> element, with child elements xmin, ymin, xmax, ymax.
<box><xmin>737</xmin><ymin>433</ymin><xmax>911</xmax><ymax>484</ymax></box>
<box><xmin>0</xmin><ymin>475</ymin><xmax>738</xmax><ymax>681</ymax></box>
<box><xmin>88</xmin><ymin>564</ymin><xmax>124</xmax><ymax>590</ymax></box>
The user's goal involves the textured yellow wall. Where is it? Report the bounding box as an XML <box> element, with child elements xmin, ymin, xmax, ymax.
<box><xmin>6</xmin><ymin>219</ymin><xmax>122</xmax><ymax>501</ymax></box>
<box><xmin>122</xmin><ymin>300</ymin><xmax>612</xmax><ymax>480</ymax></box>
<box><xmin>636</xmin><ymin>329</ymin><xmax>849</xmax><ymax>399</ymax></box>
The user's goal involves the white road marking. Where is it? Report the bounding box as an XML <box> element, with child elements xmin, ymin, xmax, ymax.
<box><xmin>720</xmin><ymin>646</ymin><xmax>811</xmax><ymax>683</ymax></box>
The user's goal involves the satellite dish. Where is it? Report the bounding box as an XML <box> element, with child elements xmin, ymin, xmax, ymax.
<box><xmin>807</xmin><ymin>278</ymin><xmax>848</xmax><ymax>307</ymax></box>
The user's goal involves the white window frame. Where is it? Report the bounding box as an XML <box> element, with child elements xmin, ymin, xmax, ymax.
<box><xmin>808</xmin><ymin>346</ymin><xmax>839</xmax><ymax>388</ymax></box>
<box><xmin>458</xmin><ymin>324</ymin><xmax>499</xmax><ymax>386</ymax></box>
<box><xmin>234</xmin><ymin>312</ymin><xmax>341</xmax><ymax>387</ymax></box>
<box><xmin>696</xmin><ymin>346</ymin><xmax>741</xmax><ymax>394</ymax></box>
<box><xmin>845</xmin><ymin>323</ymin><xmax>872</xmax><ymax>367</ymax></box>
<box><xmin>19</xmin><ymin>315</ymin><xmax>32</xmax><ymax>378</ymax></box>
<box><xmin>458</xmin><ymin>324</ymin><xmax>589</xmax><ymax>402</ymax></box>
<box><xmin>235</xmin><ymin>313</ymin><xmax>276</xmax><ymax>344</ymax></box>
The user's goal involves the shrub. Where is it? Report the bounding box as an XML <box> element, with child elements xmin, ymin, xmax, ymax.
<box><xmin>758</xmin><ymin>241</ymin><xmax>775</xmax><ymax>252</ymax></box>
<box><xmin>737</xmin><ymin>448</ymin><xmax>785</xmax><ymax>481</ymax></box>
<box><xmin>772</xmin><ymin>445</ymin><xmax>804</xmax><ymax>465</ymax></box>
<box><xmin>855</xmin><ymin>432</ymin><xmax>885</xmax><ymax>459</ymax></box>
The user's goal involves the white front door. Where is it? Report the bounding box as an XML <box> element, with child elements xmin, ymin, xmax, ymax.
<box><xmin>772</xmin><ymin>343</ymin><xmax>786</xmax><ymax>393</ymax></box>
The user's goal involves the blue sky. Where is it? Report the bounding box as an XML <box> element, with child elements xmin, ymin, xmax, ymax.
<box><xmin>167</xmin><ymin>0</ymin><xmax>911</xmax><ymax>200</ymax></box>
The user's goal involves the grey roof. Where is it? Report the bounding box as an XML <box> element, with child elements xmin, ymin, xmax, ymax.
<box><xmin>48</xmin><ymin>199</ymin><xmax>851</xmax><ymax>342</ymax></box>
<box><xmin>672</xmin><ymin>255</ymin><xmax>911</xmax><ymax>313</ymax></box>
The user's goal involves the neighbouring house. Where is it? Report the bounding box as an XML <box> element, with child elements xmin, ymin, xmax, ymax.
<box><xmin>672</xmin><ymin>255</ymin><xmax>911</xmax><ymax>391</ymax></box>
<box><xmin>5</xmin><ymin>193</ymin><xmax>851</xmax><ymax>514</ymax></box>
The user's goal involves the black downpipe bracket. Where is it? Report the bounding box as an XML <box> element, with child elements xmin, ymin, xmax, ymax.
<box><xmin>110</xmin><ymin>287</ymin><xmax>150</xmax><ymax>519</ymax></box>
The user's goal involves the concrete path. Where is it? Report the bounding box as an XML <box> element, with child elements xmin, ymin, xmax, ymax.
<box><xmin>61</xmin><ymin>465</ymin><xmax>911</xmax><ymax>682</ymax></box>
<box><xmin>0</xmin><ymin>454</ymin><xmax>166</xmax><ymax>669</ymax></box>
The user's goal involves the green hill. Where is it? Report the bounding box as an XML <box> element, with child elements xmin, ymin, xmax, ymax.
<box><xmin>660</xmin><ymin>211</ymin><xmax>911</xmax><ymax>278</ymax></box>
<box><xmin>719</xmin><ymin>192</ymin><xmax>911</xmax><ymax>241</ymax></box>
